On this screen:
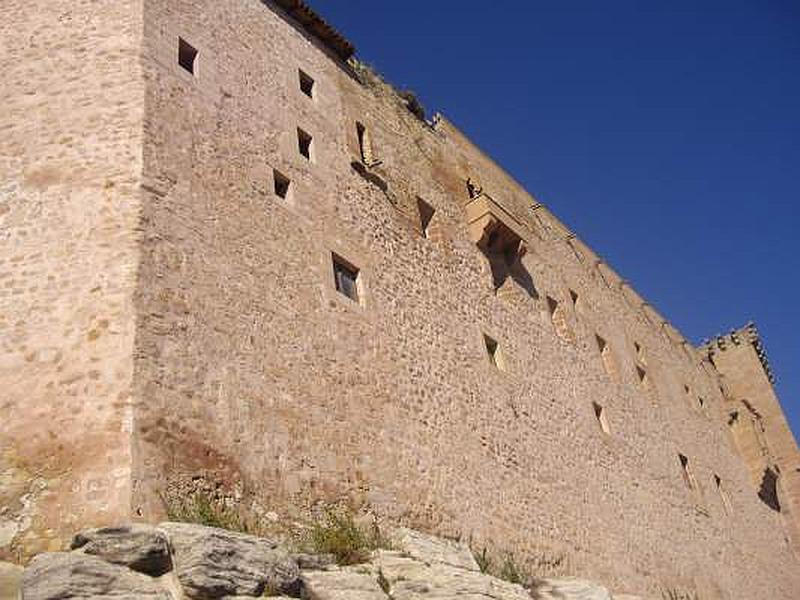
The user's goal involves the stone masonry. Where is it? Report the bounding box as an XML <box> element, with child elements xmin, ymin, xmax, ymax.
<box><xmin>1</xmin><ymin>1</ymin><xmax>799</xmax><ymax>599</ymax></box>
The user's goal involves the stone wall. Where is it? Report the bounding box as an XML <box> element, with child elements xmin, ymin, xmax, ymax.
<box><xmin>0</xmin><ymin>0</ymin><xmax>144</xmax><ymax>559</ymax></box>
<box><xmin>704</xmin><ymin>325</ymin><xmax>800</xmax><ymax>548</ymax></box>
<box><xmin>128</xmin><ymin>1</ymin><xmax>799</xmax><ymax>599</ymax></box>
<box><xmin>2</xmin><ymin>0</ymin><xmax>799</xmax><ymax>598</ymax></box>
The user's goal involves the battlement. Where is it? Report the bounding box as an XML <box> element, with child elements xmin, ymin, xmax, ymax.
<box><xmin>701</xmin><ymin>322</ymin><xmax>775</xmax><ymax>384</ymax></box>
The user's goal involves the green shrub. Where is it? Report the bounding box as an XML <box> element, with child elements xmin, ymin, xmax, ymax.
<box><xmin>305</xmin><ymin>508</ymin><xmax>389</xmax><ymax>565</ymax></box>
<box><xmin>164</xmin><ymin>491</ymin><xmax>255</xmax><ymax>535</ymax></box>
<box><xmin>474</xmin><ymin>546</ymin><xmax>491</xmax><ymax>574</ymax></box>
<box><xmin>498</xmin><ymin>553</ymin><xmax>527</xmax><ymax>585</ymax></box>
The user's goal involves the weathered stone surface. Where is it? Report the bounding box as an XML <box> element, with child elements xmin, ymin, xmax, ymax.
<box><xmin>530</xmin><ymin>577</ymin><xmax>612</xmax><ymax>600</ymax></box>
<box><xmin>71</xmin><ymin>524</ymin><xmax>171</xmax><ymax>576</ymax></box>
<box><xmin>390</xmin><ymin>527</ymin><xmax>479</xmax><ymax>571</ymax></box>
<box><xmin>160</xmin><ymin>522</ymin><xmax>300</xmax><ymax>598</ymax></box>
<box><xmin>376</xmin><ymin>550</ymin><xmax>529</xmax><ymax>600</ymax></box>
<box><xmin>21</xmin><ymin>552</ymin><xmax>171</xmax><ymax>599</ymax></box>
<box><xmin>0</xmin><ymin>561</ymin><xmax>23</xmax><ymax>600</ymax></box>
<box><xmin>301</xmin><ymin>566</ymin><xmax>387</xmax><ymax>600</ymax></box>
<box><xmin>293</xmin><ymin>552</ymin><xmax>337</xmax><ymax>571</ymax></box>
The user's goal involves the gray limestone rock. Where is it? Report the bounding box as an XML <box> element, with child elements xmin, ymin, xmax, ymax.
<box><xmin>71</xmin><ymin>524</ymin><xmax>172</xmax><ymax>576</ymax></box>
<box><xmin>0</xmin><ymin>561</ymin><xmax>23</xmax><ymax>600</ymax></box>
<box><xmin>159</xmin><ymin>521</ymin><xmax>300</xmax><ymax>599</ymax></box>
<box><xmin>21</xmin><ymin>552</ymin><xmax>171</xmax><ymax>599</ymax></box>
<box><xmin>301</xmin><ymin>566</ymin><xmax>387</xmax><ymax>600</ymax></box>
<box><xmin>376</xmin><ymin>550</ymin><xmax>530</xmax><ymax>600</ymax></box>
<box><xmin>530</xmin><ymin>577</ymin><xmax>613</xmax><ymax>600</ymax></box>
<box><xmin>293</xmin><ymin>552</ymin><xmax>337</xmax><ymax>571</ymax></box>
<box><xmin>390</xmin><ymin>527</ymin><xmax>480</xmax><ymax>571</ymax></box>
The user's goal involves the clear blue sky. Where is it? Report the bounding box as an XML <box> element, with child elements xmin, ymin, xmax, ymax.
<box><xmin>310</xmin><ymin>0</ymin><xmax>800</xmax><ymax>438</ymax></box>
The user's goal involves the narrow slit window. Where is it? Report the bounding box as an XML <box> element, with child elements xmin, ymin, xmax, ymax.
<box><xmin>634</xmin><ymin>341</ymin><xmax>647</xmax><ymax>365</ymax></box>
<box><xmin>596</xmin><ymin>334</ymin><xmax>617</xmax><ymax>381</ymax></box>
<box><xmin>678</xmin><ymin>453</ymin><xmax>698</xmax><ymax>491</ymax></box>
<box><xmin>332</xmin><ymin>254</ymin><xmax>359</xmax><ymax>303</ymax></box>
<box><xmin>636</xmin><ymin>365</ymin><xmax>650</xmax><ymax>390</ymax></box>
<box><xmin>297</xmin><ymin>128</ymin><xmax>313</xmax><ymax>161</ymax></box>
<box><xmin>298</xmin><ymin>69</ymin><xmax>315</xmax><ymax>98</ymax></box>
<box><xmin>569</xmin><ymin>289</ymin><xmax>579</xmax><ymax>307</ymax></box>
<box><xmin>356</xmin><ymin>121</ymin><xmax>376</xmax><ymax>166</ymax></box>
<box><xmin>178</xmin><ymin>38</ymin><xmax>198</xmax><ymax>75</ymax></box>
<box><xmin>483</xmin><ymin>334</ymin><xmax>505</xmax><ymax>371</ymax></box>
<box><xmin>593</xmin><ymin>402</ymin><xmax>610</xmax><ymax>434</ymax></box>
<box><xmin>417</xmin><ymin>197</ymin><xmax>436</xmax><ymax>238</ymax></box>
<box><xmin>273</xmin><ymin>169</ymin><xmax>290</xmax><ymax>199</ymax></box>
<box><xmin>714</xmin><ymin>474</ymin><xmax>733</xmax><ymax>514</ymax></box>
<box><xmin>548</xmin><ymin>296</ymin><xmax>572</xmax><ymax>342</ymax></box>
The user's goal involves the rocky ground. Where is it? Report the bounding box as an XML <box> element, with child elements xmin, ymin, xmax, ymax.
<box><xmin>0</xmin><ymin>523</ymin><xmax>647</xmax><ymax>599</ymax></box>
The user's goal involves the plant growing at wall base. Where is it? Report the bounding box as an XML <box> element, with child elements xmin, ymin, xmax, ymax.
<box><xmin>163</xmin><ymin>491</ymin><xmax>257</xmax><ymax>535</ymax></box>
<box><xmin>305</xmin><ymin>507</ymin><xmax>390</xmax><ymax>565</ymax></box>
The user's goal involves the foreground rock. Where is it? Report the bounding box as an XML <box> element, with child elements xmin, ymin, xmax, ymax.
<box><xmin>160</xmin><ymin>521</ymin><xmax>300</xmax><ymax>598</ymax></box>
<box><xmin>0</xmin><ymin>561</ymin><xmax>23</xmax><ymax>600</ymax></box>
<box><xmin>71</xmin><ymin>524</ymin><xmax>172</xmax><ymax>576</ymax></box>
<box><xmin>14</xmin><ymin>521</ymin><xmax>647</xmax><ymax>600</ymax></box>
<box><xmin>530</xmin><ymin>577</ymin><xmax>612</xmax><ymax>600</ymax></box>
<box><xmin>391</xmin><ymin>527</ymin><xmax>480</xmax><ymax>571</ymax></box>
<box><xmin>21</xmin><ymin>552</ymin><xmax>171</xmax><ymax>599</ymax></box>
<box><xmin>302</xmin><ymin>566</ymin><xmax>388</xmax><ymax>600</ymax></box>
<box><xmin>377</xmin><ymin>550</ymin><xmax>530</xmax><ymax>600</ymax></box>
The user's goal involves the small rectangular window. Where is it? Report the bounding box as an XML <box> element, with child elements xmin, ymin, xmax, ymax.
<box><xmin>483</xmin><ymin>334</ymin><xmax>505</xmax><ymax>371</ymax></box>
<box><xmin>548</xmin><ymin>296</ymin><xmax>572</xmax><ymax>342</ymax></box>
<box><xmin>332</xmin><ymin>254</ymin><xmax>359</xmax><ymax>303</ymax></box>
<box><xmin>417</xmin><ymin>197</ymin><xmax>435</xmax><ymax>238</ymax></box>
<box><xmin>634</xmin><ymin>341</ymin><xmax>647</xmax><ymax>366</ymax></box>
<box><xmin>273</xmin><ymin>170</ymin><xmax>291</xmax><ymax>199</ymax></box>
<box><xmin>569</xmin><ymin>289</ymin><xmax>579</xmax><ymax>307</ymax></box>
<box><xmin>636</xmin><ymin>365</ymin><xmax>650</xmax><ymax>390</ymax></box>
<box><xmin>299</xmin><ymin>69</ymin><xmax>315</xmax><ymax>98</ymax></box>
<box><xmin>596</xmin><ymin>334</ymin><xmax>618</xmax><ymax>381</ymax></box>
<box><xmin>178</xmin><ymin>37</ymin><xmax>198</xmax><ymax>75</ymax></box>
<box><xmin>678</xmin><ymin>453</ymin><xmax>697</xmax><ymax>491</ymax></box>
<box><xmin>715</xmin><ymin>474</ymin><xmax>733</xmax><ymax>514</ymax></box>
<box><xmin>593</xmin><ymin>402</ymin><xmax>610</xmax><ymax>434</ymax></box>
<box><xmin>297</xmin><ymin>128</ymin><xmax>313</xmax><ymax>161</ymax></box>
<box><xmin>356</xmin><ymin>121</ymin><xmax>376</xmax><ymax>166</ymax></box>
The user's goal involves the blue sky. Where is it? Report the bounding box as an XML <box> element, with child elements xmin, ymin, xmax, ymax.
<box><xmin>310</xmin><ymin>0</ymin><xmax>800</xmax><ymax>438</ymax></box>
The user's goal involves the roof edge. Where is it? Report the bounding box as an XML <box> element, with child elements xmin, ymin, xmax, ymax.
<box><xmin>271</xmin><ymin>0</ymin><xmax>355</xmax><ymax>61</ymax></box>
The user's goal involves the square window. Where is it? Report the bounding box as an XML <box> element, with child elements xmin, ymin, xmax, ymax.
<box><xmin>417</xmin><ymin>197</ymin><xmax>435</xmax><ymax>238</ymax></box>
<box><xmin>299</xmin><ymin>69</ymin><xmax>315</xmax><ymax>98</ymax></box>
<box><xmin>332</xmin><ymin>254</ymin><xmax>359</xmax><ymax>303</ymax></box>
<box><xmin>297</xmin><ymin>127</ymin><xmax>313</xmax><ymax>160</ymax></box>
<box><xmin>178</xmin><ymin>37</ymin><xmax>198</xmax><ymax>75</ymax></box>
<box><xmin>273</xmin><ymin>170</ymin><xmax>290</xmax><ymax>199</ymax></box>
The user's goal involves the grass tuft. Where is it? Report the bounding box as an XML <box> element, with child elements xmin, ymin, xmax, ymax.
<box><xmin>304</xmin><ymin>508</ymin><xmax>390</xmax><ymax>565</ymax></box>
<box><xmin>164</xmin><ymin>491</ymin><xmax>259</xmax><ymax>535</ymax></box>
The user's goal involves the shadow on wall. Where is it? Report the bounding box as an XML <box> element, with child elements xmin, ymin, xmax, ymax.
<box><xmin>478</xmin><ymin>223</ymin><xmax>538</xmax><ymax>299</ymax></box>
<box><xmin>758</xmin><ymin>467</ymin><xmax>781</xmax><ymax>512</ymax></box>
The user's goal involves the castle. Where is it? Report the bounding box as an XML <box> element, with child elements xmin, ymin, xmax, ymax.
<box><xmin>1</xmin><ymin>1</ymin><xmax>799</xmax><ymax>598</ymax></box>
